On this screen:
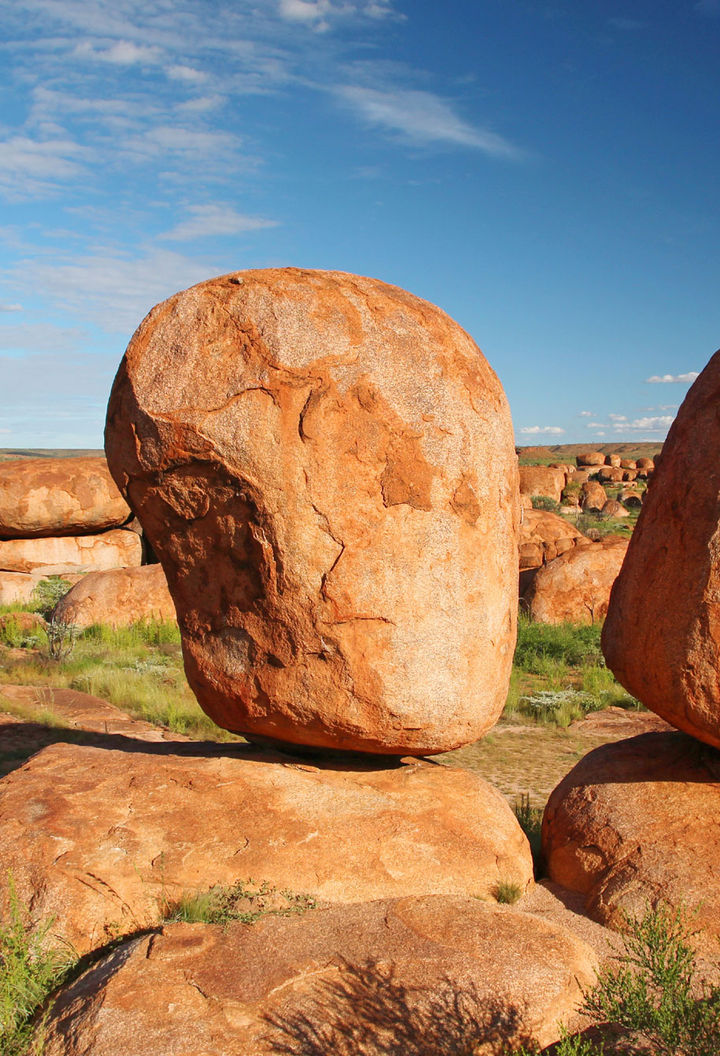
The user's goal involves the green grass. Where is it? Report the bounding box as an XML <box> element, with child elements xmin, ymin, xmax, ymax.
<box><xmin>0</xmin><ymin>878</ymin><xmax>77</xmax><ymax>1056</ymax></box>
<box><xmin>160</xmin><ymin>880</ymin><xmax>316</xmax><ymax>927</ymax></box>
<box><xmin>493</xmin><ymin>880</ymin><xmax>523</xmax><ymax>905</ymax></box>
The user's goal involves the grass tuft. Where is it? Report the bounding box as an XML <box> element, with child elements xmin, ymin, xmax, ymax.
<box><xmin>160</xmin><ymin>880</ymin><xmax>316</xmax><ymax>927</ymax></box>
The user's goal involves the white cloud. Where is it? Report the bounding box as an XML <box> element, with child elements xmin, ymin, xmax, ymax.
<box><xmin>0</xmin><ymin>304</ymin><xmax>23</xmax><ymax>312</ymax></box>
<box><xmin>0</xmin><ymin>135</ymin><xmax>88</xmax><ymax>199</ymax></box>
<box><xmin>625</xmin><ymin>415</ymin><xmax>675</xmax><ymax>432</ymax></box>
<box><xmin>334</xmin><ymin>86</ymin><xmax>522</xmax><ymax>156</ymax></box>
<box><xmin>519</xmin><ymin>425</ymin><xmax>565</xmax><ymax>435</ymax></box>
<box><xmin>0</xmin><ymin>322</ymin><xmax>87</xmax><ymax>352</ymax></box>
<box><xmin>160</xmin><ymin>205</ymin><xmax>278</xmax><ymax>242</ymax></box>
<box><xmin>278</xmin><ymin>0</ymin><xmax>397</xmax><ymax>24</ymax></box>
<box><xmin>578</xmin><ymin>410</ymin><xmax>594</xmax><ymax>417</ymax></box>
<box><xmin>608</xmin><ymin>413</ymin><xmax>627</xmax><ymax>421</ymax></box>
<box><xmin>11</xmin><ymin>247</ymin><xmax>226</xmax><ymax>334</ymax></box>
<box><xmin>587</xmin><ymin>422</ymin><xmax>606</xmax><ymax>429</ymax></box>
<box><xmin>646</xmin><ymin>372</ymin><xmax>699</xmax><ymax>384</ymax></box>
<box><xmin>166</xmin><ymin>64</ymin><xmax>208</xmax><ymax>84</ymax></box>
<box><xmin>73</xmin><ymin>39</ymin><xmax>164</xmax><ymax>65</ymax></box>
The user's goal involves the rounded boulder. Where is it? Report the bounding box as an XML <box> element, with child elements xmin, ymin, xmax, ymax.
<box><xmin>105</xmin><ymin>269</ymin><xmax>519</xmax><ymax>754</ymax></box>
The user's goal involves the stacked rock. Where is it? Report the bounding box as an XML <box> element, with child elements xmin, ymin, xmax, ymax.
<box><xmin>542</xmin><ymin>350</ymin><xmax>720</xmax><ymax>948</ymax></box>
<box><xmin>105</xmin><ymin>267</ymin><xmax>520</xmax><ymax>757</ymax></box>
<box><xmin>0</xmin><ymin>457</ymin><xmax>142</xmax><ymax>606</ymax></box>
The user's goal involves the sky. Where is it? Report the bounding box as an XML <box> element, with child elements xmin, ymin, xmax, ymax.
<box><xmin>0</xmin><ymin>0</ymin><xmax>718</xmax><ymax>449</ymax></box>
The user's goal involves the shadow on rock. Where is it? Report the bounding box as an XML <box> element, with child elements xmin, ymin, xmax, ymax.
<box><xmin>262</xmin><ymin>960</ymin><xmax>535</xmax><ymax>1056</ymax></box>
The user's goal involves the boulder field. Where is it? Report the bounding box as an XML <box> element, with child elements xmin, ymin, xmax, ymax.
<box><xmin>603</xmin><ymin>349</ymin><xmax>720</xmax><ymax>749</ymax></box>
<box><xmin>105</xmin><ymin>268</ymin><xmax>519</xmax><ymax>755</ymax></box>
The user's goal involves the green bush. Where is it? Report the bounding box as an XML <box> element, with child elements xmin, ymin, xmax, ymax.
<box><xmin>30</xmin><ymin>577</ymin><xmax>72</xmax><ymax>619</ymax></box>
<box><xmin>0</xmin><ymin>877</ymin><xmax>76</xmax><ymax>1055</ymax></box>
<box><xmin>514</xmin><ymin>617</ymin><xmax>603</xmax><ymax>671</ymax></box>
<box><xmin>531</xmin><ymin>495</ymin><xmax>560</xmax><ymax>513</ymax></box>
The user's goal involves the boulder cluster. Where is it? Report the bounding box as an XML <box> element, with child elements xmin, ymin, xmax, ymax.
<box><xmin>0</xmin><ymin>270</ymin><xmax>605</xmax><ymax>1053</ymax></box>
<box><xmin>0</xmin><ymin>456</ymin><xmax>174</xmax><ymax>626</ymax></box>
<box><xmin>542</xmin><ymin>350</ymin><xmax>720</xmax><ymax>950</ymax></box>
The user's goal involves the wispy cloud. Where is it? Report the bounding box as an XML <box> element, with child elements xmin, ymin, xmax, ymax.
<box><xmin>608</xmin><ymin>413</ymin><xmax>627</xmax><ymax>421</ymax></box>
<box><xmin>278</xmin><ymin>0</ymin><xmax>398</xmax><ymax>26</ymax></box>
<box><xmin>166</xmin><ymin>64</ymin><xmax>208</xmax><ymax>84</ymax></box>
<box><xmin>334</xmin><ymin>86</ymin><xmax>522</xmax><ymax>155</ymax></box>
<box><xmin>519</xmin><ymin>425</ymin><xmax>565</xmax><ymax>435</ymax></box>
<box><xmin>646</xmin><ymin>371</ymin><xmax>699</xmax><ymax>384</ymax></box>
<box><xmin>0</xmin><ymin>304</ymin><xmax>23</xmax><ymax>312</ymax></box>
<box><xmin>73</xmin><ymin>39</ymin><xmax>164</xmax><ymax>65</ymax></box>
<box><xmin>0</xmin><ymin>135</ymin><xmax>89</xmax><ymax>199</ymax></box>
<box><xmin>159</xmin><ymin>205</ymin><xmax>278</xmax><ymax>241</ymax></box>
<box><xmin>0</xmin><ymin>322</ymin><xmax>87</xmax><ymax>352</ymax></box>
<box><xmin>578</xmin><ymin>410</ymin><xmax>594</xmax><ymax>417</ymax></box>
<box><xmin>625</xmin><ymin>415</ymin><xmax>675</xmax><ymax>431</ymax></box>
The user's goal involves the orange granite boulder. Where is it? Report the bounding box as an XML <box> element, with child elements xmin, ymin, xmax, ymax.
<box><xmin>105</xmin><ymin>268</ymin><xmax>519</xmax><ymax>754</ymax></box>
<box><xmin>53</xmin><ymin>563</ymin><xmax>175</xmax><ymax>628</ymax></box>
<box><xmin>524</xmin><ymin>537</ymin><xmax>629</xmax><ymax>625</ymax></box>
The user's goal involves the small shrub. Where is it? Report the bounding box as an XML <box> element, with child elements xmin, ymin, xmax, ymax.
<box><xmin>493</xmin><ymin>880</ymin><xmax>522</xmax><ymax>905</ymax></box>
<box><xmin>531</xmin><ymin>495</ymin><xmax>560</xmax><ymax>513</ymax></box>
<box><xmin>514</xmin><ymin>793</ymin><xmax>543</xmax><ymax>874</ymax></box>
<box><xmin>30</xmin><ymin>577</ymin><xmax>72</xmax><ymax>619</ymax></box>
<box><xmin>0</xmin><ymin>877</ymin><xmax>76</xmax><ymax>1056</ymax></box>
<box><xmin>42</xmin><ymin>618</ymin><xmax>79</xmax><ymax>662</ymax></box>
<box><xmin>160</xmin><ymin>880</ymin><xmax>317</xmax><ymax>927</ymax></box>
<box><xmin>514</xmin><ymin>618</ymin><xmax>604</xmax><ymax>671</ymax></box>
<box><xmin>518</xmin><ymin>689</ymin><xmax>597</xmax><ymax>726</ymax></box>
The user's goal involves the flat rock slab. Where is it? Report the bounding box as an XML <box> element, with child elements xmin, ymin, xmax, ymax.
<box><xmin>0</xmin><ymin>529</ymin><xmax>141</xmax><ymax>575</ymax></box>
<box><xmin>0</xmin><ymin>456</ymin><xmax>130</xmax><ymax>538</ymax></box>
<box><xmin>106</xmin><ymin>267</ymin><xmax>519</xmax><ymax>754</ymax></box>
<box><xmin>43</xmin><ymin>895</ymin><xmax>597</xmax><ymax>1056</ymax></box>
<box><xmin>542</xmin><ymin>731</ymin><xmax>720</xmax><ymax>948</ymax></box>
<box><xmin>0</xmin><ymin>741</ymin><xmax>533</xmax><ymax>953</ymax></box>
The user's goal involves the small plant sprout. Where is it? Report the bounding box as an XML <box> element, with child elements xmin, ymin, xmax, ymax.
<box><xmin>493</xmin><ymin>880</ymin><xmax>523</xmax><ymax>905</ymax></box>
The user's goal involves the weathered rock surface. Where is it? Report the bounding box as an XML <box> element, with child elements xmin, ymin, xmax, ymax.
<box><xmin>576</xmin><ymin>452</ymin><xmax>605</xmax><ymax>467</ymax></box>
<box><xmin>596</xmin><ymin>466</ymin><xmax>623</xmax><ymax>484</ymax></box>
<box><xmin>0</xmin><ymin>529</ymin><xmax>141</xmax><ymax>575</ymax></box>
<box><xmin>43</xmin><ymin>896</ymin><xmax>596</xmax><ymax>1056</ymax></box>
<box><xmin>605</xmin><ymin>454</ymin><xmax>621</xmax><ymax>468</ymax></box>
<box><xmin>0</xmin><ymin>570</ymin><xmax>38</xmax><ymax>605</ymax></box>
<box><xmin>602</xmin><ymin>351</ymin><xmax>720</xmax><ymax>748</ymax></box>
<box><xmin>600</xmin><ymin>499</ymin><xmax>629</xmax><ymax>519</ymax></box>
<box><xmin>579</xmin><ymin>481</ymin><xmax>607</xmax><ymax>512</ymax></box>
<box><xmin>542</xmin><ymin>731</ymin><xmax>720</xmax><ymax>948</ymax></box>
<box><xmin>0</xmin><ymin>457</ymin><xmax>130</xmax><ymax>538</ymax></box>
<box><xmin>0</xmin><ymin>741</ymin><xmax>533</xmax><ymax>953</ymax></box>
<box><xmin>105</xmin><ymin>268</ymin><xmax>519</xmax><ymax>754</ymax></box>
<box><xmin>518</xmin><ymin>465</ymin><xmax>566</xmax><ymax>504</ymax></box>
<box><xmin>617</xmin><ymin>488</ymin><xmax>642</xmax><ymax>508</ymax></box>
<box><xmin>53</xmin><ymin>563</ymin><xmax>175</xmax><ymax>628</ymax></box>
<box><xmin>518</xmin><ymin>510</ymin><xmax>588</xmax><ymax>571</ymax></box>
<box><xmin>524</xmin><ymin>537</ymin><xmax>629</xmax><ymax>625</ymax></box>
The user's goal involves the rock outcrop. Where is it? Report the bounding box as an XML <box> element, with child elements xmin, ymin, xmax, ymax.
<box><xmin>602</xmin><ymin>350</ymin><xmax>720</xmax><ymax>748</ymax></box>
<box><xmin>579</xmin><ymin>481</ymin><xmax>607</xmax><ymax>512</ymax></box>
<box><xmin>0</xmin><ymin>529</ymin><xmax>141</xmax><ymax>576</ymax></box>
<box><xmin>105</xmin><ymin>268</ymin><xmax>519</xmax><ymax>754</ymax></box>
<box><xmin>576</xmin><ymin>452</ymin><xmax>605</xmax><ymax>467</ymax></box>
<box><xmin>542</xmin><ymin>731</ymin><xmax>720</xmax><ymax>949</ymax></box>
<box><xmin>0</xmin><ymin>457</ymin><xmax>130</xmax><ymax>538</ymax></box>
<box><xmin>518</xmin><ymin>465</ymin><xmax>566</xmax><ymax>504</ymax></box>
<box><xmin>518</xmin><ymin>510</ymin><xmax>588</xmax><ymax>572</ymax></box>
<box><xmin>43</xmin><ymin>896</ymin><xmax>597</xmax><ymax>1056</ymax></box>
<box><xmin>0</xmin><ymin>740</ymin><xmax>533</xmax><ymax>953</ymax></box>
<box><xmin>524</xmin><ymin>537</ymin><xmax>629</xmax><ymax>625</ymax></box>
<box><xmin>53</xmin><ymin>564</ymin><xmax>175</xmax><ymax>628</ymax></box>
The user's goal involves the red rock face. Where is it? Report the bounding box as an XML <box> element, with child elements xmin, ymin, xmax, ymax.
<box><xmin>43</xmin><ymin>897</ymin><xmax>597</xmax><ymax>1056</ymax></box>
<box><xmin>602</xmin><ymin>350</ymin><xmax>720</xmax><ymax>749</ymax></box>
<box><xmin>542</xmin><ymin>731</ymin><xmax>720</xmax><ymax>949</ymax></box>
<box><xmin>0</xmin><ymin>457</ymin><xmax>130</xmax><ymax>538</ymax></box>
<box><xmin>525</xmin><ymin>537</ymin><xmax>629</xmax><ymax>625</ymax></box>
<box><xmin>53</xmin><ymin>564</ymin><xmax>175</xmax><ymax>628</ymax></box>
<box><xmin>105</xmin><ymin>269</ymin><xmax>519</xmax><ymax>754</ymax></box>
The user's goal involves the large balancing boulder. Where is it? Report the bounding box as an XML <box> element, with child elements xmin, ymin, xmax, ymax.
<box><xmin>602</xmin><ymin>350</ymin><xmax>720</xmax><ymax>748</ymax></box>
<box><xmin>105</xmin><ymin>269</ymin><xmax>518</xmax><ymax>754</ymax></box>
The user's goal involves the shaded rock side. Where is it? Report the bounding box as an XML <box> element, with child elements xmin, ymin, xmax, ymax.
<box><xmin>43</xmin><ymin>896</ymin><xmax>597</xmax><ymax>1056</ymax></box>
<box><xmin>0</xmin><ymin>742</ymin><xmax>533</xmax><ymax>954</ymax></box>
<box><xmin>0</xmin><ymin>529</ymin><xmax>141</xmax><ymax>575</ymax></box>
<box><xmin>53</xmin><ymin>564</ymin><xmax>175</xmax><ymax>628</ymax></box>
<box><xmin>602</xmin><ymin>350</ymin><xmax>720</xmax><ymax>748</ymax></box>
<box><xmin>542</xmin><ymin>731</ymin><xmax>720</xmax><ymax>948</ymax></box>
<box><xmin>0</xmin><ymin>457</ymin><xmax>130</xmax><ymax>538</ymax></box>
<box><xmin>105</xmin><ymin>268</ymin><xmax>519</xmax><ymax>754</ymax></box>
<box><xmin>525</xmin><ymin>537</ymin><xmax>628</xmax><ymax>625</ymax></box>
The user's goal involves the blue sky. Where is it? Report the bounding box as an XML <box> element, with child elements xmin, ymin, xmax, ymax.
<box><xmin>0</xmin><ymin>0</ymin><xmax>718</xmax><ymax>448</ymax></box>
